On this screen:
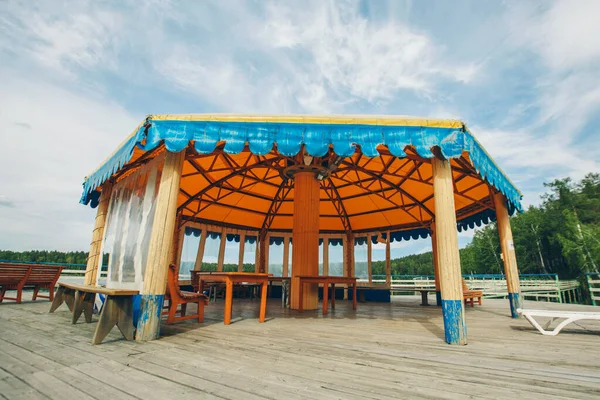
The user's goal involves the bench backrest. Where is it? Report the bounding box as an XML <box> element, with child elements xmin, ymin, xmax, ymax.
<box><xmin>190</xmin><ymin>270</ymin><xmax>200</xmax><ymax>292</ymax></box>
<box><xmin>168</xmin><ymin>264</ymin><xmax>185</xmax><ymax>300</ymax></box>
<box><xmin>462</xmin><ymin>278</ymin><xmax>470</xmax><ymax>292</ymax></box>
<box><xmin>27</xmin><ymin>265</ymin><xmax>64</xmax><ymax>284</ymax></box>
<box><xmin>0</xmin><ymin>264</ymin><xmax>33</xmax><ymax>284</ymax></box>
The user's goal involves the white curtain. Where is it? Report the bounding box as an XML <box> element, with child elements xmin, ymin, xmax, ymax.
<box><xmin>100</xmin><ymin>153</ymin><xmax>164</xmax><ymax>290</ymax></box>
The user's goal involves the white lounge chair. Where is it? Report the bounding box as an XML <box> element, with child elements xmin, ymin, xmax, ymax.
<box><xmin>517</xmin><ymin>308</ymin><xmax>600</xmax><ymax>336</ymax></box>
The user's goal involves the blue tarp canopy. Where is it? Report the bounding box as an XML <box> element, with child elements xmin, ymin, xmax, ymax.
<box><xmin>81</xmin><ymin>114</ymin><xmax>522</xmax><ymax>241</ymax></box>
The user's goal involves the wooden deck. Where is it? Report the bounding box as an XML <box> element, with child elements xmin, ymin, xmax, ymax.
<box><xmin>1</xmin><ymin>292</ymin><xmax>599</xmax><ymax>399</ymax></box>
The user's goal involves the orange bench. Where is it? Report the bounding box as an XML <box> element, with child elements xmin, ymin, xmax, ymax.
<box><xmin>462</xmin><ymin>279</ymin><xmax>483</xmax><ymax>307</ymax></box>
<box><xmin>0</xmin><ymin>263</ymin><xmax>63</xmax><ymax>303</ymax></box>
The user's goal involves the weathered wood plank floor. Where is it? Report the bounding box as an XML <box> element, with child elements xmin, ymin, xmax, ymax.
<box><xmin>1</xmin><ymin>292</ymin><xmax>599</xmax><ymax>399</ymax></box>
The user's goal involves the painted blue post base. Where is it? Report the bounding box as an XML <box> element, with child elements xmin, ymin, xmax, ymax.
<box><xmin>436</xmin><ymin>291</ymin><xmax>442</xmax><ymax>306</ymax></box>
<box><xmin>508</xmin><ymin>292</ymin><xmax>522</xmax><ymax>318</ymax></box>
<box><xmin>135</xmin><ymin>294</ymin><xmax>165</xmax><ymax>341</ymax></box>
<box><xmin>441</xmin><ymin>299</ymin><xmax>467</xmax><ymax>345</ymax></box>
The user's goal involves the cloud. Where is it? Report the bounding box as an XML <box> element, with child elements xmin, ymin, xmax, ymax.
<box><xmin>260</xmin><ymin>1</ymin><xmax>478</xmax><ymax>104</ymax></box>
<box><xmin>464</xmin><ymin>1</ymin><xmax>600</xmax><ymax>206</ymax></box>
<box><xmin>0</xmin><ymin>71</ymin><xmax>140</xmax><ymax>250</ymax></box>
<box><xmin>514</xmin><ymin>0</ymin><xmax>600</xmax><ymax>71</ymax></box>
<box><xmin>0</xmin><ymin>196</ymin><xmax>15</xmax><ymax>208</ymax></box>
<box><xmin>156</xmin><ymin>49</ymin><xmax>296</xmax><ymax>113</ymax></box>
<box><xmin>14</xmin><ymin>122</ymin><xmax>32</xmax><ymax>129</ymax></box>
<box><xmin>0</xmin><ymin>2</ymin><xmax>122</xmax><ymax>80</ymax></box>
<box><xmin>474</xmin><ymin>126</ymin><xmax>599</xmax><ymax>178</ymax></box>
<box><xmin>150</xmin><ymin>1</ymin><xmax>480</xmax><ymax>113</ymax></box>
<box><xmin>0</xmin><ymin>0</ymin><xmax>598</xmax><ymax>257</ymax></box>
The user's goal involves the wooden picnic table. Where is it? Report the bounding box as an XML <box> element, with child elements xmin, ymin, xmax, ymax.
<box><xmin>197</xmin><ymin>272</ymin><xmax>271</xmax><ymax>325</ymax></box>
<box><xmin>297</xmin><ymin>276</ymin><xmax>357</xmax><ymax>314</ymax></box>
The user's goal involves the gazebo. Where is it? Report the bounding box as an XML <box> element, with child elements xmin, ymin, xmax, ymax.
<box><xmin>80</xmin><ymin>114</ymin><xmax>523</xmax><ymax>345</ymax></box>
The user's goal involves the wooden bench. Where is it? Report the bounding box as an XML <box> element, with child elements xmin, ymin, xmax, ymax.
<box><xmin>49</xmin><ymin>282</ymin><xmax>138</xmax><ymax>344</ymax></box>
<box><xmin>0</xmin><ymin>263</ymin><xmax>63</xmax><ymax>303</ymax></box>
<box><xmin>390</xmin><ymin>285</ymin><xmax>436</xmax><ymax>306</ymax></box>
<box><xmin>518</xmin><ymin>308</ymin><xmax>600</xmax><ymax>336</ymax></box>
<box><xmin>165</xmin><ymin>264</ymin><xmax>208</xmax><ymax>324</ymax></box>
<box><xmin>462</xmin><ymin>279</ymin><xmax>483</xmax><ymax>307</ymax></box>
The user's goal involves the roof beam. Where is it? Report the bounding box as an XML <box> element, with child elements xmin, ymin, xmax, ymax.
<box><xmin>321</xmin><ymin>178</ymin><xmax>352</xmax><ymax>231</ymax></box>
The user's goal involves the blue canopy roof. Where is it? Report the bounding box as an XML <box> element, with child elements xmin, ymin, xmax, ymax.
<box><xmin>81</xmin><ymin>114</ymin><xmax>522</xmax><ymax>239</ymax></box>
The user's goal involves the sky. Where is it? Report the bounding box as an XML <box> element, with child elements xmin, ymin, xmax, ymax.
<box><xmin>1</xmin><ymin>0</ymin><xmax>599</xmax><ymax>256</ymax></box>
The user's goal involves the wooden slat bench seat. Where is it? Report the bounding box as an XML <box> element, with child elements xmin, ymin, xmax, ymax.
<box><xmin>49</xmin><ymin>282</ymin><xmax>139</xmax><ymax>344</ymax></box>
<box><xmin>0</xmin><ymin>263</ymin><xmax>63</xmax><ymax>303</ymax></box>
<box><xmin>462</xmin><ymin>279</ymin><xmax>483</xmax><ymax>307</ymax></box>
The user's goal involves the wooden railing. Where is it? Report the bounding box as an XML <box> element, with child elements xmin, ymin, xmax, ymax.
<box><xmin>369</xmin><ymin>275</ymin><xmax>581</xmax><ymax>303</ymax></box>
<box><xmin>58</xmin><ymin>269</ymin><xmax>107</xmax><ymax>284</ymax></box>
<box><xmin>586</xmin><ymin>273</ymin><xmax>600</xmax><ymax>306</ymax></box>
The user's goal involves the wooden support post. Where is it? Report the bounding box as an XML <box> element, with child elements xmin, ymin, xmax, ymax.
<box><xmin>238</xmin><ymin>233</ymin><xmax>246</xmax><ymax>272</ymax></box>
<box><xmin>494</xmin><ymin>192</ymin><xmax>522</xmax><ymax>318</ymax></box>
<box><xmin>385</xmin><ymin>232</ymin><xmax>391</xmax><ymax>286</ymax></box>
<box><xmin>290</xmin><ymin>172</ymin><xmax>320</xmax><ymax>310</ymax></box>
<box><xmin>264</xmin><ymin>236</ymin><xmax>270</xmax><ymax>274</ymax></box>
<box><xmin>432</xmin><ymin>157</ymin><xmax>467</xmax><ymax>345</ymax></box>
<box><xmin>174</xmin><ymin>221</ymin><xmax>185</xmax><ymax>269</ymax></box>
<box><xmin>342</xmin><ymin>236</ymin><xmax>347</xmax><ymax>275</ymax></box>
<box><xmin>344</xmin><ymin>232</ymin><xmax>354</xmax><ymax>300</ymax></box>
<box><xmin>323</xmin><ymin>238</ymin><xmax>329</xmax><ymax>276</ymax></box>
<box><xmin>217</xmin><ymin>228</ymin><xmax>226</xmax><ymax>272</ymax></box>
<box><xmin>84</xmin><ymin>182</ymin><xmax>113</xmax><ymax>285</ymax></box>
<box><xmin>431</xmin><ymin>227</ymin><xmax>442</xmax><ymax>306</ymax></box>
<box><xmin>367</xmin><ymin>238</ymin><xmax>373</xmax><ymax>283</ymax></box>
<box><xmin>170</xmin><ymin>214</ymin><xmax>183</xmax><ymax>268</ymax></box>
<box><xmin>283</xmin><ymin>237</ymin><xmax>290</xmax><ymax>277</ymax></box>
<box><xmin>136</xmin><ymin>150</ymin><xmax>185</xmax><ymax>342</ymax></box>
<box><xmin>345</xmin><ymin>232</ymin><xmax>355</xmax><ymax>277</ymax></box>
<box><xmin>194</xmin><ymin>227</ymin><xmax>207</xmax><ymax>271</ymax></box>
<box><xmin>258</xmin><ymin>231</ymin><xmax>267</xmax><ymax>273</ymax></box>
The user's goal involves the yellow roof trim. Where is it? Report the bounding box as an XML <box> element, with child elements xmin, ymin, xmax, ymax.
<box><xmin>149</xmin><ymin>113</ymin><xmax>463</xmax><ymax>129</ymax></box>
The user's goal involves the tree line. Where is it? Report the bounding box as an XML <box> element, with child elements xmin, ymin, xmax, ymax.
<box><xmin>462</xmin><ymin>173</ymin><xmax>599</xmax><ymax>279</ymax></box>
<box><xmin>372</xmin><ymin>173</ymin><xmax>600</xmax><ymax>280</ymax></box>
<box><xmin>0</xmin><ymin>250</ymin><xmax>89</xmax><ymax>267</ymax></box>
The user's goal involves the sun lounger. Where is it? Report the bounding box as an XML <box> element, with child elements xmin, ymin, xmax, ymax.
<box><xmin>517</xmin><ymin>308</ymin><xmax>600</xmax><ymax>336</ymax></box>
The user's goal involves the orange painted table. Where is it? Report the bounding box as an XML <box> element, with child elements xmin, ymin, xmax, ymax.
<box><xmin>197</xmin><ymin>272</ymin><xmax>271</xmax><ymax>325</ymax></box>
<box><xmin>297</xmin><ymin>276</ymin><xmax>357</xmax><ymax>314</ymax></box>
